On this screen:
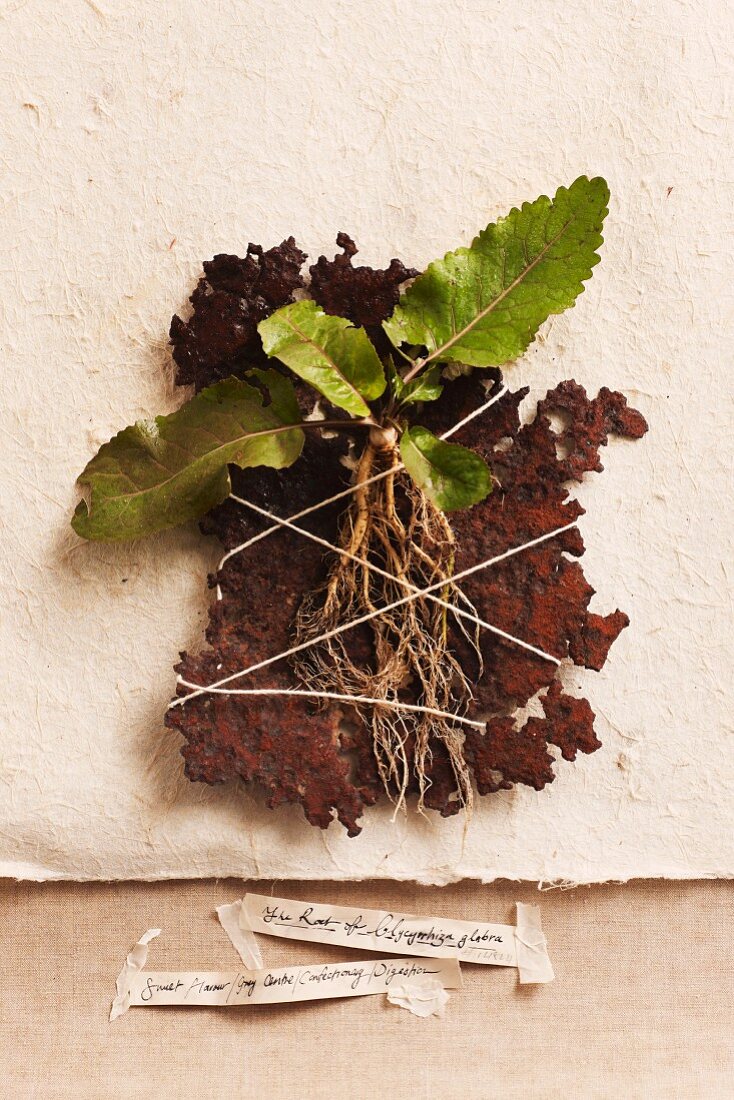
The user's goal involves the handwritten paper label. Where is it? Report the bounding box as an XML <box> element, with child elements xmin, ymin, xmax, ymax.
<box><xmin>234</xmin><ymin>896</ymin><xmax>554</xmax><ymax>982</ymax></box>
<box><xmin>124</xmin><ymin>957</ymin><xmax>461</xmax><ymax>1010</ymax></box>
<box><xmin>242</xmin><ymin>893</ymin><xmax>520</xmax><ymax>968</ymax></box>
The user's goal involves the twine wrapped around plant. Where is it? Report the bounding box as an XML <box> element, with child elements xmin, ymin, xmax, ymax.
<box><xmin>71</xmin><ymin>176</ymin><xmax>648</xmax><ymax>832</ymax></box>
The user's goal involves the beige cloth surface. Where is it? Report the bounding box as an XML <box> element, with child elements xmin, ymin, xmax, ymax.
<box><xmin>1</xmin><ymin>878</ymin><xmax>731</xmax><ymax>1099</ymax></box>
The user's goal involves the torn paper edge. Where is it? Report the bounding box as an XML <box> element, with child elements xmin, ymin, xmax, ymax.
<box><xmin>110</xmin><ymin>928</ymin><xmax>161</xmax><ymax>1021</ymax></box>
<box><xmin>216</xmin><ymin>900</ymin><xmax>263</xmax><ymax>969</ymax></box>
<box><xmin>386</xmin><ymin>976</ymin><xmax>450</xmax><ymax>1018</ymax></box>
<box><xmin>514</xmin><ymin>902</ymin><xmax>554</xmax><ymax>984</ymax></box>
<box><xmin>4</xmin><ymin>859</ymin><xmax>733</xmax><ymax>885</ymax></box>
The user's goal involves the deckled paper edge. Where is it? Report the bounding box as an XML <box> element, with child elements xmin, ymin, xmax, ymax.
<box><xmin>515</xmin><ymin>902</ymin><xmax>554</xmax><ymax>984</ymax></box>
<box><xmin>216</xmin><ymin>900</ymin><xmax>264</xmax><ymax>969</ymax></box>
<box><xmin>4</xmin><ymin>860</ymin><xmax>733</xmax><ymax>884</ymax></box>
<box><xmin>386</xmin><ymin>976</ymin><xmax>450</xmax><ymax>1018</ymax></box>
<box><xmin>110</xmin><ymin>928</ymin><xmax>162</xmax><ymax>1021</ymax></box>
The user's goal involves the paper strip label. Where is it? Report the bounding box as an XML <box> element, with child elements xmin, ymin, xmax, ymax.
<box><xmin>239</xmin><ymin>895</ymin><xmax>553</xmax><ymax>982</ymax></box>
<box><xmin>215</xmin><ymin>900</ymin><xmax>263</xmax><ymax>969</ymax></box>
<box><xmin>125</xmin><ymin>957</ymin><xmax>461</xmax><ymax>1009</ymax></box>
<box><xmin>515</xmin><ymin>901</ymin><xmax>555</xmax><ymax>984</ymax></box>
<box><xmin>110</xmin><ymin>928</ymin><xmax>161</xmax><ymax>1021</ymax></box>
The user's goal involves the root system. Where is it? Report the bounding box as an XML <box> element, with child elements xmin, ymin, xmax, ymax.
<box><xmin>292</xmin><ymin>433</ymin><xmax>483</xmax><ymax>814</ymax></box>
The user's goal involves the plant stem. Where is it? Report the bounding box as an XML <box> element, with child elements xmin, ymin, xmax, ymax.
<box><xmin>391</xmin><ymin>343</ymin><xmax>416</xmax><ymax>367</ymax></box>
<box><xmin>400</xmin><ymin>356</ymin><xmax>428</xmax><ymax>385</ymax></box>
<box><xmin>300</xmin><ymin>416</ymin><xmax>376</xmax><ymax>433</ymax></box>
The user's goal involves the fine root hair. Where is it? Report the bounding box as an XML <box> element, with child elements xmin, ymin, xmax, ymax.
<box><xmin>292</xmin><ymin>439</ymin><xmax>482</xmax><ymax>815</ymax></box>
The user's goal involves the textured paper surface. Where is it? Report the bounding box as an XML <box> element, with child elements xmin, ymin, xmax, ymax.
<box><xmin>238</xmin><ymin>894</ymin><xmax>552</xmax><ymax>982</ymax></box>
<box><xmin>1</xmin><ymin>0</ymin><xmax>733</xmax><ymax>883</ymax></box>
<box><xmin>118</xmin><ymin>958</ymin><xmax>461</xmax><ymax>1013</ymax></box>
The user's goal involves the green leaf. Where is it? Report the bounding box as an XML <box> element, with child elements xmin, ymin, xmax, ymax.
<box><xmin>386</xmin><ymin>357</ymin><xmax>406</xmax><ymax>401</ymax></box>
<box><xmin>258</xmin><ymin>300</ymin><xmax>385</xmax><ymax>417</ymax></box>
<box><xmin>401</xmin><ymin>363</ymin><xmax>444</xmax><ymax>405</ymax></box>
<box><xmin>387</xmin><ymin>360</ymin><xmax>443</xmax><ymax>406</ymax></box>
<box><xmin>384</xmin><ymin>175</ymin><xmax>609</xmax><ymax>368</ymax></box>
<box><xmin>400</xmin><ymin>425</ymin><xmax>492</xmax><ymax>512</ymax></box>
<box><xmin>247</xmin><ymin>367</ymin><xmax>301</xmax><ymax>423</ymax></box>
<box><xmin>72</xmin><ymin>377</ymin><xmax>304</xmax><ymax>541</ymax></box>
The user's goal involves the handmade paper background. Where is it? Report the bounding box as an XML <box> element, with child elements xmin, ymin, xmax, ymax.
<box><xmin>2</xmin><ymin>0</ymin><xmax>732</xmax><ymax>882</ymax></box>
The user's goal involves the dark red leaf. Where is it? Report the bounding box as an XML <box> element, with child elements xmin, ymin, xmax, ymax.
<box><xmin>309</xmin><ymin>233</ymin><xmax>417</xmax><ymax>354</ymax></box>
<box><xmin>568</xmin><ymin>610</ymin><xmax>629</xmax><ymax>671</ymax></box>
<box><xmin>465</xmin><ymin>715</ymin><xmax>555</xmax><ymax>793</ymax></box>
<box><xmin>540</xmin><ymin>681</ymin><xmax>601</xmax><ymax>761</ymax></box>
<box><xmin>169</xmin><ymin>238</ymin><xmax>306</xmax><ymax>391</ymax></box>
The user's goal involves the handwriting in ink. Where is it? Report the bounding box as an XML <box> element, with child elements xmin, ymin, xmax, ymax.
<box><xmin>140</xmin><ymin>977</ymin><xmax>185</xmax><ymax>1002</ymax></box>
<box><xmin>260</xmin><ymin>904</ymin><xmax>339</xmax><ymax>932</ymax></box>
<box><xmin>297</xmin><ymin>965</ymin><xmax>367</xmax><ymax>990</ymax></box>
<box><xmin>295</xmin><ymin>906</ymin><xmax>340</xmax><ymax>931</ymax></box>
<box><xmin>235</xmin><ymin>975</ymin><xmax>257</xmax><ymax>998</ymax></box>
<box><xmin>264</xmin><ymin>971</ymin><xmax>295</xmax><ymax>989</ymax></box>
<box><xmin>261</xmin><ymin>904</ymin><xmax>293</xmax><ymax>927</ymax></box>
<box><xmin>185</xmin><ymin>976</ymin><xmax>232</xmax><ymax>999</ymax></box>
<box><xmin>256</xmin><ymin>901</ymin><xmax>507</xmax><ymax>955</ymax></box>
<box><xmin>371</xmin><ymin>961</ymin><xmax>441</xmax><ymax>986</ymax></box>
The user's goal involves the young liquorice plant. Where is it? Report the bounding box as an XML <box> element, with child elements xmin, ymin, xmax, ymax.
<box><xmin>73</xmin><ymin>175</ymin><xmax>609</xmax><ymax>811</ymax></box>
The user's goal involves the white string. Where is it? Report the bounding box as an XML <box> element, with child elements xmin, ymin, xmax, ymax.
<box><xmin>169</xmin><ymin>521</ymin><xmax>574</xmax><ymax>709</ymax></box>
<box><xmin>217</xmin><ymin>384</ymin><xmax>509</xmax><ymax>572</ymax></box>
<box><xmin>174</xmin><ymin>680</ymin><xmax>487</xmax><ymax>730</ymax></box>
<box><xmin>230</xmin><ymin>493</ymin><xmax>561</xmax><ymax>664</ymax></box>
